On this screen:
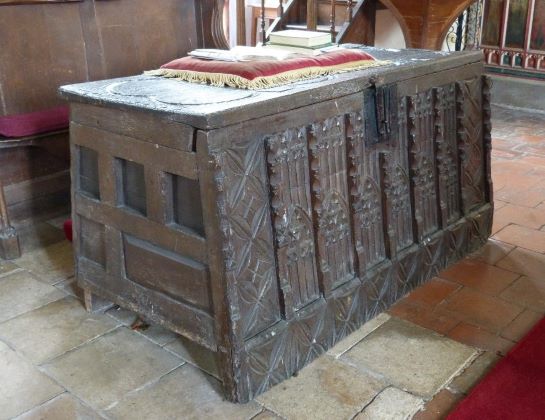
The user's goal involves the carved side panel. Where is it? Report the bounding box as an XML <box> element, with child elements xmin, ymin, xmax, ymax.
<box><xmin>308</xmin><ymin>116</ymin><xmax>356</xmax><ymax>295</ymax></box>
<box><xmin>346</xmin><ymin>111</ymin><xmax>386</xmax><ymax>276</ymax></box>
<box><xmin>456</xmin><ymin>78</ymin><xmax>486</xmax><ymax>214</ymax></box>
<box><xmin>434</xmin><ymin>84</ymin><xmax>461</xmax><ymax>227</ymax></box>
<box><xmin>211</xmin><ymin>139</ymin><xmax>281</xmax><ymax>340</ymax></box>
<box><xmin>408</xmin><ymin>91</ymin><xmax>439</xmax><ymax>241</ymax></box>
<box><xmin>381</xmin><ymin>97</ymin><xmax>414</xmax><ymax>256</ymax></box>
<box><xmin>267</xmin><ymin>129</ymin><xmax>320</xmax><ymax>317</ymax></box>
<box><xmin>482</xmin><ymin>76</ymin><xmax>494</xmax><ymax>207</ymax></box>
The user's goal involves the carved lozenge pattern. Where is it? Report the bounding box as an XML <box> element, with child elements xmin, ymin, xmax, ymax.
<box><xmin>211</xmin><ymin>138</ymin><xmax>282</xmax><ymax>340</ymax></box>
<box><xmin>457</xmin><ymin>78</ymin><xmax>486</xmax><ymax>214</ymax></box>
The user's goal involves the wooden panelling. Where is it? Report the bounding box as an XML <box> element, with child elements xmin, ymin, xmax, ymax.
<box><xmin>78</xmin><ymin>146</ymin><xmax>100</xmax><ymax>200</ymax></box>
<box><xmin>119</xmin><ymin>159</ymin><xmax>147</xmax><ymax>216</ymax></box>
<box><xmin>75</xmin><ymin>195</ymin><xmax>207</xmax><ymax>264</ymax></box>
<box><xmin>80</xmin><ymin>216</ymin><xmax>105</xmax><ymax>267</ymax></box>
<box><xmin>78</xmin><ymin>258</ymin><xmax>216</xmax><ymax>350</ymax></box>
<box><xmin>172</xmin><ymin>175</ymin><xmax>205</xmax><ymax>237</ymax></box>
<box><xmin>70</xmin><ymin>103</ymin><xmax>196</xmax><ymax>152</ymax></box>
<box><xmin>0</xmin><ymin>2</ymin><xmax>87</xmax><ymax>115</ymax></box>
<box><xmin>0</xmin><ymin>0</ymin><xmax>227</xmax><ymax>116</ymax></box>
<box><xmin>124</xmin><ymin>235</ymin><xmax>211</xmax><ymax>312</ymax></box>
<box><xmin>70</xmin><ymin>123</ymin><xmax>198</xmax><ymax>180</ymax></box>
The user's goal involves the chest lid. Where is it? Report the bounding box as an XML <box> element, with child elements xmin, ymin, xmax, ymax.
<box><xmin>59</xmin><ymin>47</ymin><xmax>483</xmax><ymax>130</ymax></box>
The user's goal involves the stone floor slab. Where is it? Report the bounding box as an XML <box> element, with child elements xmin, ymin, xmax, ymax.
<box><xmin>17</xmin><ymin>223</ymin><xmax>66</xmax><ymax>254</ymax></box>
<box><xmin>342</xmin><ymin>318</ymin><xmax>476</xmax><ymax>398</ymax></box>
<box><xmin>327</xmin><ymin>313</ymin><xmax>390</xmax><ymax>358</ymax></box>
<box><xmin>0</xmin><ymin>260</ymin><xmax>18</xmax><ymax>278</ymax></box>
<box><xmin>46</xmin><ymin>214</ymin><xmax>71</xmax><ymax>231</ymax></box>
<box><xmin>106</xmin><ymin>306</ymin><xmax>178</xmax><ymax>346</ymax></box>
<box><xmin>257</xmin><ymin>356</ymin><xmax>385</xmax><ymax>420</ymax></box>
<box><xmin>251</xmin><ymin>410</ymin><xmax>285</xmax><ymax>419</ymax></box>
<box><xmin>354</xmin><ymin>387</ymin><xmax>423</xmax><ymax>420</ymax></box>
<box><xmin>15</xmin><ymin>241</ymin><xmax>74</xmax><ymax>285</ymax></box>
<box><xmin>54</xmin><ymin>278</ymin><xmax>83</xmax><ymax>300</ymax></box>
<box><xmin>0</xmin><ymin>296</ymin><xmax>119</xmax><ymax>364</ymax></box>
<box><xmin>164</xmin><ymin>335</ymin><xmax>220</xmax><ymax>379</ymax></box>
<box><xmin>43</xmin><ymin>327</ymin><xmax>183</xmax><ymax>410</ymax></box>
<box><xmin>0</xmin><ymin>270</ymin><xmax>65</xmax><ymax>323</ymax></box>
<box><xmin>0</xmin><ymin>341</ymin><xmax>64</xmax><ymax>420</ymax></box>
<box><xmin>15</xmin><ymin>393</ymin><xmax>104</xmax><ymax>420</ymax></box>
<box><xmin>105</xmin><ymin>364</ymin><xmax>261</xmax><ymax>420</ymax></box>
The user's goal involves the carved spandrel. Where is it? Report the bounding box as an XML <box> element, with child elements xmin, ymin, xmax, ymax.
<box><xmin>456</xmin><ymin>78</ymin><xmax>486</xmax><ymax>214</ymax></box>
<box><xmin>434</xmin><ymin>84</ymin><xmax>461</xmax><ymax>227</ymax></box>
<box><xmin>267</xmin><ymin>129</ymin><xmax>320</xmax><ymax>317</ymax></box>
<box><xmin>381</xmin><ymin>97</ymin><xmax>414</xmax><ymax>256</ymax></box>
<box><xmin>346</xmin><ymin>112</ymin><xmax>386</xmax><ymax>275</ymax></box>
<box><xmin>408</xmin><ymin>91</ymin><xmax>439</xmax><ymax>241</ymax></box>
<box><xmin>309</xmin><ymin>116</ymin><xmax>356</xmax><ymax>294</ymax></box>
<box><xmin>211</xmin><ymin>139</ymin><xmax>281</xmax><ymax>340</ymax></box>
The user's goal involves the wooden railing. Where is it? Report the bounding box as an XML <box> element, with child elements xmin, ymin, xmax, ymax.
<box><xmin>246</xmin><ymin>0</ymin><xmax>369</xmax><ymax>43</ymax></box>
<box><xmin>481</xmin><ymin>0</ymin><xmax>545</xmax><ymax>78</ymax></box>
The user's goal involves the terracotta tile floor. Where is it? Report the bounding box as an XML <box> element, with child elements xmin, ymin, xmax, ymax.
<box><xmin>0</xmin><ymin>104</ymin><xmax>544</xmax><ymax>419</ymax></box>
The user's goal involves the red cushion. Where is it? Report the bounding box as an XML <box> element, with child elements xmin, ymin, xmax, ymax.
<box><xmin>161</xmin><ymin>49</ymin><xmax>375</xmax><ymax>79</ymax></box>
<box><xmin>160</xmin><ymin>49</ymin><xmax>376</xmax><ymax>80</ymax></box>
<box><xmin>0</xmin><ymin>106</ymin><xmax>69</xmax><ymax>138</ymax></box>
<box><xmin>150</xmin><ymin>49</ymin><xmax>383</xmax><ymax>89</ymax></box>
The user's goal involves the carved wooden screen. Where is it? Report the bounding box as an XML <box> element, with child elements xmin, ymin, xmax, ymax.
<box><xmin>481</xmin><ymin>0</ymin><xmax>545</xmax><ymax>77</ymax></box>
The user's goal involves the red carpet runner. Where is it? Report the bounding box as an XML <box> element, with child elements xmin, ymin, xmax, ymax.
<box><xmin>448</xmin><ymin>316</ymin><xmax>545</xmax><ymax>419</ymax></box>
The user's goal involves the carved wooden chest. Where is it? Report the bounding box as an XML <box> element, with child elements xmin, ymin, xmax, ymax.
<box><xmin>60</xmin><ymin>47</ymin><xmax>493</xmax><ymax>403</ymax></box>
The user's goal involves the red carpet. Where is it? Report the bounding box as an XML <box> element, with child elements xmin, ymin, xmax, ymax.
<box><xmin>448</xmin><ymin>316</ymin><xmax>545</xmax><ymax>420</ymax></box>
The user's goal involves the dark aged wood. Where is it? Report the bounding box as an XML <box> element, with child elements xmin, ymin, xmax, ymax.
<box><xmin>61</xmin><ymin>47</ymin><xmax>493</xmax><ymax>402</ymax></box>
<box><xmin>0</xmin><ymin>0</ymin><xmax>227</xmax><ymax>258</ymax></box>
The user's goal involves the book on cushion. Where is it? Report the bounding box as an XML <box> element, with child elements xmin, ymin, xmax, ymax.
<box><xmin>189</xmin><ymin>46</ymin><xmax>304</xmax><ymax>62</ymax></box>
<box><xmin>269</xmin><ymin>30</ymin><xmax>332</xmax><ymax>47</ymax></box>
<box><xmin>263</xmin><ymin>43</ymin><xmax>337</xmax><ymax>56</ymax></box>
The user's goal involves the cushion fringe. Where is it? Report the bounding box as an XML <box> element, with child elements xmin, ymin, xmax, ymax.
<box><xmin>145</xmin><ymin>60</ymin><xmax>389</xmax><ymax>90</ymax></box>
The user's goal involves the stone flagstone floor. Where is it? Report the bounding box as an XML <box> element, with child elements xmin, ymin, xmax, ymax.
<box><xmin>1</xmin><ymin>105</ymin><xmax>545</xmax><ymax>420</ymax></box>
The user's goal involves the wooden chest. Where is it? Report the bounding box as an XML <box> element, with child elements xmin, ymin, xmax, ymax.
<box><xmin>60</xmin><ymin>47</ymin><xmax>493</xmax><ymax>403</ymax></box>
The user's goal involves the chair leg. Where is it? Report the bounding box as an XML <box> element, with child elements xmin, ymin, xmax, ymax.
<box><xmin>0</xmin><ymin>180</ymin><xmax>21</xmax><ymax>260</ymax></box>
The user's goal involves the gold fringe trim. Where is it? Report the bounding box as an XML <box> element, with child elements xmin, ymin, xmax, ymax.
<box><xmin>144</xmin><ymin>59</ymin><xmax>389</xmax><ymax>90</ymax></box>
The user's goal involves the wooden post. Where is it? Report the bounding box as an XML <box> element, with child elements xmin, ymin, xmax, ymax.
<box><xmin>237</xmin><ymin>0</ymin><xmax>246</xmax><ymax>45</ymax></box>
<box><xmin>0</xmin><ymin>181</ymin><xmax>20</xmax><ymax>260</ymax></box>
<box><xmin>261</xmin><ymin>0</ymin><xmax>267</xmax><ymax>44</ymax></box>
<box><xmin>330</xmin><ymin>0</ymin><xmax>336</xmax><ymax>42</ymax></box>
<box><xmin>307</xmin><ymin>0</ymin><xmax>318</xmax><ymax>30</ymax></box>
